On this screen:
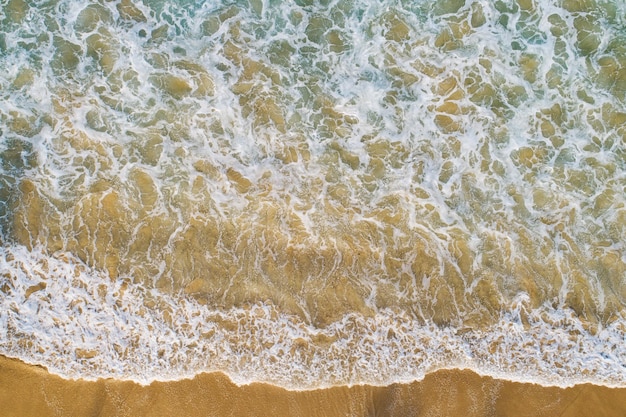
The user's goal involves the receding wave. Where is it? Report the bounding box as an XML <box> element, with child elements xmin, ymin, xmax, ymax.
<box><xmin>1</xmin><ymin>245</ymin><xmax>625</xmax><ymax>389</ymax></box>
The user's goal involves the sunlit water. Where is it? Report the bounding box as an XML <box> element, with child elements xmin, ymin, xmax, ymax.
<box><xmin>1</xmin><ymin>0</ymin><xmax>625</xmax><ymax>388</ymax></box>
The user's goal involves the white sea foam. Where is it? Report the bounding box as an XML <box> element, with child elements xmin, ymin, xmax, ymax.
<box><xmin>1</xmin><ymin>244</ymin><xmax>625</xmax><ymax>389</ymax></box>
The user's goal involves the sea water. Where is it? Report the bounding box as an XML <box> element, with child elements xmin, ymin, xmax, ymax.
<box><xmin>0</xmin><ymin>0</ymin><xmax>625</xmax><ymax>389</ymax></box>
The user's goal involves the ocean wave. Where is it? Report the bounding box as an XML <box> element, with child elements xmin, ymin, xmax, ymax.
<box><xmin>1</xmin><ymin>244</ymin><xmax>625</xmax><ymax>389</ymax></box>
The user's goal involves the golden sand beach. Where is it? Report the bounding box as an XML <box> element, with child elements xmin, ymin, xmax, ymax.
<box><xmin>1</xmin><ymin>355</ymin><xmax>625</xmax><ymax>417</ymax></box>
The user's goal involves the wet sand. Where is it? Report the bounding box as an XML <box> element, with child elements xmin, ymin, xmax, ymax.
<box><xmin>1</xmin><ymin>355</ymin><xmax>625</xmax><ymax>417</ymax></box>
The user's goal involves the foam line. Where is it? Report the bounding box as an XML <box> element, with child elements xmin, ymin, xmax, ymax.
<box><xmin>1</xmin><ymin>245</ymin><xmax>625</xmax><ymax>390</ymax></box>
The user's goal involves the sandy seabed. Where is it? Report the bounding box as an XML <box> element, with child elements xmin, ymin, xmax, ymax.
<box><xmin>1</xmin><ymin>355</ymin><xmax>625</xmax><ymax>416</ymax></box>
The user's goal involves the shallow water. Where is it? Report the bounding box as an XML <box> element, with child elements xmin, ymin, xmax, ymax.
<box><xmin>0</xmin><ymin>0</ymin><xmax>625</xmax><ymax>389</ymax></box>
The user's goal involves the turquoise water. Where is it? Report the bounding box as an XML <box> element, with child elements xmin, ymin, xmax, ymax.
<box><xmin>1</xmin><ymin>0</ymin><xmax>625</xmax><ymax>388</ymax></box>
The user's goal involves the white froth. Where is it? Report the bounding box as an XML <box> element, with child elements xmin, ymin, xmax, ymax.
<box><xmin>1</xmin><ymin>244</ymin><xmax>625</xmax><ymax>389</ymax></box>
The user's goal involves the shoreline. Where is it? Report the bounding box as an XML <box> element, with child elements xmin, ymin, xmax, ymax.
<box><xmin>2</xmin><ymin>355</ymin><xmax>626</xmax><ymax>416</ymax></box>
<box><xmin>5</xmin><ymin>353</ymin><xmax>626</xmax><ymax>391</ymax></box>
